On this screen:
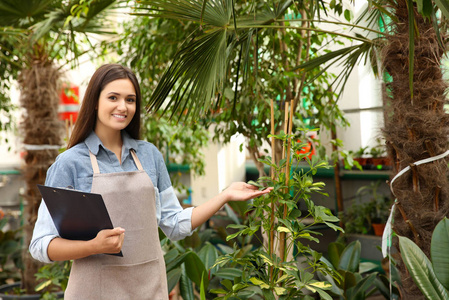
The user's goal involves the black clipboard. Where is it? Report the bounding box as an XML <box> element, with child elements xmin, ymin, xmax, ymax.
<box><xmin>37</xmin><ymin>184</ymin><xmax>123</xmax><ymax>257</ymax></box>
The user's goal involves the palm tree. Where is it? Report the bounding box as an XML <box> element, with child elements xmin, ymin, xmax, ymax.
<box><xmin>0</xmin><ymin>0</ymin><xmax>118</xmax><ymax>293</ymax></box>
<box><xmin>381</xmin><ymin>1</ymin><xmax>449</xmax><ymax>298</ymax></box>
<box><xmin>135</xmin><ymin>0</ymin><xmax>356</xmax><ymax>175</ymax></box>
<box><xmin>303</xmin><ymin>1</ymin><xmax>449</xmax><ymax>297</ymax></box>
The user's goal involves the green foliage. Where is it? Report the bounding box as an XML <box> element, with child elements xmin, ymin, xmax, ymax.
<box><xmin>398</xmin><ymin>217</ymin><xmax>449</xmax><ymax>300</ymax></box>
<box><xmin>133</xmin><ymin>0</ymin><xmax>353</xmax><ymax>123</ymax></box>
<box><xmin>35</xmin><ymin>260</ymin><xmax>72</xmax><ymax>299</ymax></box>
<box><xmin>339</xmin><ymin>180</ymin><xmax>392</xmax><ymax>235</ymax></box>
<box><xmin>210</xmin><ymin>132</ymin><xmax>342</xmax><ymax>299</ymax></box>
<box><xmin>161</xmin><ymin>228</ymin><xmax>222</xmax><ymax>299</ymax></box>
<box><xmin>0</xmin><ymin>217</ymin><xmax>22</xmax><ymax>285</ymax></box>
<box><xmin>142</xmin><ymin>113</ymin><xmax>208</xmax><ymax>194</ymax></box>
<box><xmin>318</xmin><ymin>241</ymin><xmax>393</xmax><ymax>299</ymax></box>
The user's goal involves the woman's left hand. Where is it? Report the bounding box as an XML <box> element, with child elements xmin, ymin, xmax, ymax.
<box><xmin>222</xmin><ymin>182</ymin><xmax>273</xmax><ymax>202</ymax></box>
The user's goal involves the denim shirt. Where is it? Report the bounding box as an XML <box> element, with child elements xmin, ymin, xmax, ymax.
<box><xmin>29</xmin><ymin>131</ymin><xmax>193</xmax><ymax>263</ymax></box>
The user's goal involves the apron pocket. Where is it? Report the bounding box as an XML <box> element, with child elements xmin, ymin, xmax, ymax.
<box><xmin>101</xmin><ymin>258</ymin><xmax>166</xmax><ymax>300</ymax></box>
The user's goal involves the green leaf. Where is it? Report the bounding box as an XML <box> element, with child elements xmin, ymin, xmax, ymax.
<box><xmin>179</xmin><ymin>264</ymin><xmax>195</xmax><ymax>300</ymax></box>
<box><xmin>359</xmin><ymin>262</ymin><xmax>379</xmax><ymax>274</ymax></box>
<box><xmin>166</xmin><ymin>268</ymin><xmax>182</xmax><ymax>293</ymax></box>
<box><xmin>250</xmin><ymin>277</ymin><xmax>270</xmax><ymax>289</ymax></box>
<box><xmin>184</xmin><ymin>251</ymin><xmax>209</xmax><ymax>289</ymax></box>
<box><xmin>431</xmin><ymin>218</ymin><xmax>449</xmax><ymax>291</ymax></box>
<box><xmin>273</xmin><ymin>286</ymin><xmax>287</xmax><ymax>295</ymax></box>
<box><xmin>197</xmin><ymin>243</ymin><xmax>218</xmax><ymax>274</ymax></box>
<box><xmin>327</xmin><ymin>242</ymin><xmax>345</xmax><ymax>269</ymax></box>
<box><xmin>399</xmin><ymin>235</ymin><xmax>449</xmax><ymax>300</ymax></box>
<box><xmin>164</xmin><ymin>248</ymin><xmax>180</xmax><ymax>265</ymax></box>
<box><xmin>215</xmin><ymin>268</ymin><xmax>243</xmax><ymax>280</ymax></box>
<box><xmin>347</xmin><ymin>272</ymin><xmax>377</xmax><ymax>299</ymax></box>
<box><xmin>35</xmin><ymin>280</ymin><xmax>52</xmax><ymax>292</ymax></box>
<box><xmin>277</xmin><ymin>226</ymin><xmax>291</xmax><ymax>233</ymax></box>
<box><xmin>200</xmin><ymin>272</ymin><xmax>206</xmax><ymax>300</ymax></box>
<box><xmin>305</xmin><ymin>285</ymin><xmax>333</xmax><ymax>300</ymax></box>
<box><xmin>339</xmin><ymin>241</ymin><xmax>361</xmax><ymax>273</ymax></box>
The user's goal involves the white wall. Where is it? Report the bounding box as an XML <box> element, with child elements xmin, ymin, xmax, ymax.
<box><xmin>320</xmin><ymin>0</ymin><xmax>383</xmax><ymax>154</ymax></box>
<box><xmin>0</xmin><ymin>83</ymin><xmax>22</xmax><ymax>170</ymax></box>
<box><xmin>190</xmin><ymin>125</ymin><xmax>246</xmax><ymax>206</ymax></box>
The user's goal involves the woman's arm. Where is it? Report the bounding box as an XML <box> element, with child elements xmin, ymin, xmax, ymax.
<box><xmin>191</xmin><ymin>182</ymin><xmax>272</xmax><ymax>230</ymax></box>
<box><xmin>47</xmin><ymin>227</ymin><xmax>125</xmax><ymax>261</ymax></box>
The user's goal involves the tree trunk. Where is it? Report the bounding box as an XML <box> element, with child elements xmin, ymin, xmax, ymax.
<box><xmin>19</xmin><ymin>60</ymin><xmax>63</xmax><ymax>293</ymax></box>
<box><xmin>383</xmin><ymin>1</ymin><xmax>449</xmax><ymax>298</ymax></box>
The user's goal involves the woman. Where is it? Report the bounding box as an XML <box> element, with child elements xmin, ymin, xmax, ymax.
<box><xmin>29</xmin><ymin>64</ymin><xmax>271</xmax><ymax>299</ymax></box>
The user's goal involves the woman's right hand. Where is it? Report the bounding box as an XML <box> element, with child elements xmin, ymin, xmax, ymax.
<box><xmin>91</xmin><ymin>227</ymin><xmax>125</xmax><ymax>254</ymax></box>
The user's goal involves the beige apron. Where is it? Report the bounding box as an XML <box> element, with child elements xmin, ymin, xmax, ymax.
<box><xmin>64</xmin><ymin>150</ymin><xmax>168</xmax><ymax>300</ymax></box>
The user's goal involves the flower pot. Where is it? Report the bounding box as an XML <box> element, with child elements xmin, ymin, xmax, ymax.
<box><xmin>0</xmin><ymin>282</ymin><xmax>64</xmax><ymax>300</ymax></box>
<box><xmin>372</xmin><ymin>223</ymin><xmax>386</xmax><ymax>236</ymax></box>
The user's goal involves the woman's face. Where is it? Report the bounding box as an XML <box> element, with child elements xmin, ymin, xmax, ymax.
<box><xmin>95</xmin><ymin>78</ymin><xmax>137</xmax><ymax>136</ymax></box>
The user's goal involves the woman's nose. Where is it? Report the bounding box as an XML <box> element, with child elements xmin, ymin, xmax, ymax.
<box><xmin>117</xmin><ymin>99</ymin><xmax>127</xmax><ymax>111</ymax></box>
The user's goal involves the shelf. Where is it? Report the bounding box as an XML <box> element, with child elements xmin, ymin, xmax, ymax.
<box><xmin>166</xmin><ymin>163</ymin><xmax>190</xmax><ymax>173</ymax></box>
<box><xmin>0</xmin><ymin>169</ymin><xmax>21</xmax><ymax>175</ymax></box>
<box><xmin>245</xmin><ymin>161</ymin><xmax>390</xmax><ymax>180</ymax></box>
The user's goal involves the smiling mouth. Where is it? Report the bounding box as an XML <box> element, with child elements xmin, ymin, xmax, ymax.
<box><xmin>112</xmin><ymin>114</ymin><xmax>126</xmax><ymax>119</ymax></box>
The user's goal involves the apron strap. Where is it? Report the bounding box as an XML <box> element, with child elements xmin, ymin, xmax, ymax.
<box><xmin>130</xmin><ymin>150</ymin><xmax>144</xmax><ymax>171</ymax></box>
<box><xmin>89</xmin><ymin>151</ymin><xmax>100</xmax><ymax>174</ymax></box>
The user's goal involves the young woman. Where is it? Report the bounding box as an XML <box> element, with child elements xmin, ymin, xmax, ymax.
<box><xmin>29</xmin><ymin>64</ymin><xmax>271</xmax><ymax>299</ymax></box>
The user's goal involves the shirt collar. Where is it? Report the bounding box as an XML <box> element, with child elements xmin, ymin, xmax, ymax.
<box><xmin>84</xmin><ymin>131</ymin><xmax>138</xmax><ymax>155</ymax></box>
<box><xmin>122</xmin><ymin>131</ymin><xmax>138</xmax><ymax>154</ymax></box>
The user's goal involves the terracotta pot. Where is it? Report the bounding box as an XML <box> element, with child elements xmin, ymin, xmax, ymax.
<box><xmin>372</xmin><ymin>223</ymin><xmax>386</xmax><ymax>236</ymax></box>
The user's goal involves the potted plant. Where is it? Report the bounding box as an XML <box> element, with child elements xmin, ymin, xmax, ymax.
<box><xmin>340</xmin><ymin>180</ymin><xmax>392</xmax><ymax>236</ymax></box>
<box><xmin>352</xmin><ymin>146</ymin><xmax>369</xmax><ymax>169</ymax></box>
<box><xmin>0</xmin><ymin>214</ymin><xmax>22</xmax><ymax>287</ymax></box>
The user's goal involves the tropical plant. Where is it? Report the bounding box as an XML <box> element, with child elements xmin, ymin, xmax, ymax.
<box><xmin>340</xmin><ymin>180</ymin><xmax>392</xmax><ymax>235</ymax></box>
<box><xmin>0</xmin><ymin>216</ymin><xmax>22</xmax><ymax>285</ymax></box>
<box><xmin>0</xmin><ymin>0</ymin><xmax>119</xmax><ymax>293</ymax></box>
<box><xmin>398</xmin><ymin>217</ymin><xmax>449</xmax><ymax>300</ymax></box>
<box><xmin>319</xmin><ymin>241</ymin><xmax>382</xmax><ymax>299</ymax></box>
<box><xmin>160</xmin><ymin>227</ymin><xmax>221</xmax><ymax>299</ymax></box>
<box><xmin>34</xmin><ymin>260</ymin><xmax>72</xmax><ymax>299</ymax></box>
<box><xmin>207</xmin><ymin>129</ymin><xmax>342</xmax><ymax>299</ymax></box>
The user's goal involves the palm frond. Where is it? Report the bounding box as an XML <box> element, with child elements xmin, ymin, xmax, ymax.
<box><xmin>295</xmin><ymin>40</ymin><xmax>380</xmax><ymax>100</ymax></box>
<box><xmin>147</xmin><ymin>29</ymin><xmax>228</xmax><ymax>120</ymax></box>
<box><xmin>141</xmin><ymin>0</ymin><xmax>293</xmax><ymax>119</ymax></box>
<box><xmin>136</xmin><ymin>0</ymin><xmax>232</xmax><ymax>27</ymax></box>
<box><xmin>0</xmin><ymin>0</ymin><xmax>53</xmax><ymax>27</ymax></box>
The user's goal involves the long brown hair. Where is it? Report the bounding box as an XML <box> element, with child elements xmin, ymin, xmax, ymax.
<box><xmin>67</xmin><ymin>64</ymin><xmax>142</xmax><ymax>149</ymax></box>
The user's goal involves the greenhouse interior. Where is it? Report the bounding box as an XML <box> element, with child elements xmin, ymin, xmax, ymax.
<box><xmin>1</xmin><ymin>0</ymin><xmax>448</xmax><ymax>299</ymax></box>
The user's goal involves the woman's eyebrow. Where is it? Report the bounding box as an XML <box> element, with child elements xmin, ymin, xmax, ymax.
<box><xmin>107</xmin><ymin>91</ymin><xmax>136</xmax><ymax>97</ymax></box>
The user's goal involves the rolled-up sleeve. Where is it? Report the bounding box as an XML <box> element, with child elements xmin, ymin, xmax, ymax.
<box><xmin>157</xmin><ymin>186</ymin><xmax>194</xmax><ymax>241</ymax></box>
<box><xmin>29</xmin><ymin>201</ymin><xmax>59</xmax><ymax>263</ymax></box>
<box><xmin>29</xmin><ymin>153</ymin><xmax>75</xmax><ymax>263</ymax></box>
<box><xmin>153</xmin><ymin>147</ymin><xmax>194</xmax><ymax>241</ymax></box>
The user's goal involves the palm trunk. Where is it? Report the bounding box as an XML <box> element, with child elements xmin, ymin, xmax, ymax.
<box><xmin>383</xmin><ymin>1</ymin><xmax>449</xmax><ymax>298</ymax></box>
<box><xmin>19</xmin><ymin>60</ymin><xmax>63</xmax><ymax>293</ymax></box>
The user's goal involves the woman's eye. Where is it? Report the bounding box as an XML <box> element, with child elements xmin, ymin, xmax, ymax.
<box><xmin>109</xmin><ymin>96</ymin><xmax>117</xmax><ymax>100</ymax></box>
<box><xmin>127</xmin><ymin>98</ymin><xmax>136</xmax><ymax>103</ymax></box>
